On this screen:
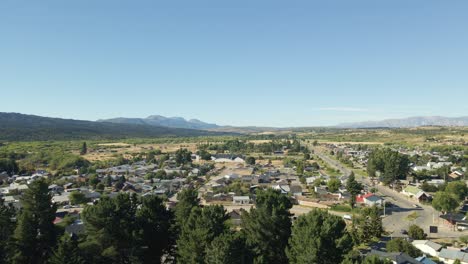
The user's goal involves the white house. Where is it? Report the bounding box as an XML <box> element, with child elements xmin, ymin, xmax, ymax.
<box><xmin>233</xmin><ymin>196</ymin><xmax>250</xmax><ymax>205</ymax></box>
<box><xmin>273</xmin><ymin>185</ymin><xmax>291</xmax><ymax>194</ymax></box>
<box><xmin>412</xmin><ymin>240</ymin><xmax>442</xmax><ymax>257</ymax></box>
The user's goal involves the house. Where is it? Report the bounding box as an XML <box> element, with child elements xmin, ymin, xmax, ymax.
<box><xmin>233</xmin><ymin>196</ymin><xmax>250</xmax><ymax>205</ymax></box>
<box><xmin>449</xmin><ymin>171</ymin><xmax>464</xmax><ymax>181</ymax></box>
<box><xmin>364</xmin><ymin>194</ymin><xmax>384</xmax><ymax>207</ymax></box>
<box><xmin>412</xmin><ymin>240</ymin><xmax>442</xmax><ymax>257</ymax></box>
<box><xmin>290</xmin><ymin>185</ymin><xmax>303</xmax><ymax>196</ymax></box>
<box><xmin>415</xmin><ymin>256</ymin><xmax>437</xmax><ymax>264</ymax></box>
<box><xmin>224</xmin><ymin>173</ymin><xmax>240</xmax><ymax>181</ymax></box>
<box><xmin>402</xmin><ymin>185</ymin><xmax>423</xmax><ymax>198</ymax></box>
<box><xmin>314</xmin><ymin>186</ymin><xmax>328</xmax><ymax>195</ymax></box>
<box><xmin>415</xmin><ymin>191</ymin><xmax>432</xmax><ymax>203</ymax></box>
<box><xmin>356</xmin><ymin>193</ymin><xmax>383</xmax><ymax>207</ymax></box>
<box><xmin>212</xmin><ymin>154</ymin><xmax>245</xmax><ymax>163</ymax></box>
<box><xmin>273</xmin><ymin>185</ymin><xmax>291</xmax><ymax>194</ymax></box>
<box><xmin>402</xmin><ymin>186</ymin><xmax>431</xmax><ymax>202</ymax></box>
<box><xmin>368</xmin><ymin>250</ymin><xmax>422</xmax><ymax>264</ymax></box>
<box><xmin>438</xmin><ymin>248</ymin><xmax>468</xmax><ymax>264</ymax></box>
<box><xmin>228</xmin><ymin>209</ymin><xmax>243</xmax><ymax>226</ymax></box>
<box><xmin>306</xmin><ymin>176</ymin><xmax>319</xmax><ymax>186</ymax></box>
<box><xmin>48</xmin><ymin>184</ymin><xmax>64</xmax><ymax>194</ymax></box>
<box><xmin>440</xmin><ymin>213</ymin><xmax>468</xmax><ymax>230</ymax></box>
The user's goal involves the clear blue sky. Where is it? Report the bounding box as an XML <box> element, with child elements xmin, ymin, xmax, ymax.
<box><xmin>1</xmin><ymin>0</ymin><xmax>467</xmax><ymax>127</ymax></box>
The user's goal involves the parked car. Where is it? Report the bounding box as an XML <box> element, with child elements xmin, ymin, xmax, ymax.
<box><xmin>400</xmin><ymin>229</ymin><xmax>408</xmax><ymax>235</ymax></box>
<box><xmin>343</xmin><ymin>215</ymin><xmax>352</xmax><ymax>220</ymax></box>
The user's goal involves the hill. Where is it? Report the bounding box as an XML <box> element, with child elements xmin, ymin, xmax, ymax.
<box><xmin>337</xmin><ymin>116</ymin><xmax>468</xmax><ymax>128</ymax></box>
<box><xmin>99</xmin><ymin>115</ymin><xmax>219</xmax><ymax>130</ymax></box>
<box><xmin>0</xmin><ymin>113</ymin><xmax>227</xmax><ymax>141</ymax></box>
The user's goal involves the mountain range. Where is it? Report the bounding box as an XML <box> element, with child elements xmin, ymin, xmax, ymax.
<box><xmin>99</xmin><ymin>115</ymin><xmax>219</xmax><ymax>130</ymax></box>
<box><xmin>337</xmin><ymin>116</ymin><xmax>468</xmax><ymax>128</ymax></box>
<box><xmin>0</xmin><ymin>113</ymin><xmax>226</xmax><ymax>141</ymax></box>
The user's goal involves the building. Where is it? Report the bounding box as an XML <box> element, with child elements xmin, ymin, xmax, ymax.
<box><xmin>233</xmin><ymin>196</ymin><xmax>250</xmax><ymax>205</ymax></box>
<box><xmin>356</xmin><ymin>193</ymin><xmax>384</xmax><ymax>207</ymax></box>
<box><xmin>438</xmin><ymin>248</ymin><xmax>468</xmax><ymax>264</ymax></box>
<box><xmin>411</xmin><ymin>240</ymin><xmax>442</xmax><ymax>257</ymax></box>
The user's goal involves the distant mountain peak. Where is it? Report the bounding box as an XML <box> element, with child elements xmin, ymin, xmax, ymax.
<box><xmin>100</xmin><ymin>115</ymin><xmax>219</xmax><ymax>130</ymax></box>
<box><xmin>337</xmin><ymin>116</ymin><xmax>468</xmax><ymax>128</ymax></box>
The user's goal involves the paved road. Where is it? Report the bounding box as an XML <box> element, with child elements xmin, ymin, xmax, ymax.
<box><xmin>312</xmin><ymin>146</ymin><xmax>463</xmax><ymax>238</ymax></box>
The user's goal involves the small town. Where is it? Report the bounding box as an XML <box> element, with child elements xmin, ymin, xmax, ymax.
<box><xmin>1</xmin><ymin>1</ymin><xmax>467</xmax><ymax>263</ymax></box>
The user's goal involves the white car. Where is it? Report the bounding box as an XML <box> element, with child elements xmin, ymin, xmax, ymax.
<box><xmin>343</xmin><ymin>215</ymin><xmax>352</xmax><ymax>220</ymax></box>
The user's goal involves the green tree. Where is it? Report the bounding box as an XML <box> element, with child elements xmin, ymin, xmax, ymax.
<box><xmin>176</xmin><ymin>205</ymin><xmax>228</xmax><ymax>263</ymax></box>
<box><xmin>367</xmin><ymin>148</ymin><xmax>410</xmax><ymax>185</ymax></box>
<box><xmin>80</xmin><ymin>142</ymin><xmax>87</xmax><ymax>155</ymax></box>
<box><xmin>205</xmin><ymin>233</ymin><xmax>248</xmax><ymax>264</ymax></box>
<box><xmin>445</xmin><ymin>181</ymin><xmax>468</xmax><ymax>202</ymax></box>
<box><xmin>327</xmin><ymin>178</ymin><xmax>342</xmax><ymax>193</ymax></box>
<box><xmin>346</xmin><ymin>174</ymin><xmax>362</xmax><ymax>208</ymax></box>
<box><xmin>198</xmin><ymin>149</ymin><xmax>212</xmax><ymax>161</ymax></box>
<box><xmin>286</xmin><ymin>209</ymin><xmax>352</xmax><ymax>264</ymax></box>
<box><xmin>246</xmin><ymin>156</ymin><xmax>256</xmax><ymax>165</ymax></box>
<box><xmin>432</xmin><ymin>191</ymin><xmax>459</xmax><ymax>214</ymax></box>
<box><xmin>174</xmin><ymin>188</ymin><xmax>200</xmax><ymax>228</ymax></box>
<box><xmin>241</xmin><ymin>188</ymin><xmax>292</xmax><ymax>264</ymax></box>
<box><xmin>48</xmin><ymin>234</ymin><xmax>85</xmax><ymax>264</ymax></box>
<box><xmin>69</xmin><ymin>191</ymin><xmax>88</xmax><ymax>205</ymax></box>
<box><xmin>0</xmin><ymin>158</ymin><xmax>18</xmax><ymax>175</ymax></box>
<box><xmin>11</xmin><ymin>178</ymin><xmax>57</xmax><ymax>264</ymax></box>
<box><xmin>386</xmin><ymin>238</ymin><xmax>421</xmax><ymax>258</ymax></box>
<box><xmin>81</xmin><ymin>193</ymin><xmax>138</xmax><ymax>263</ymax></box>
<box><xmin>105</xmin><ymin>175</ymin><xmax>112</xmax><ymax>187</ymax></box>
<box><xmin>362</xmin><ymin>255</ymin><xmax>392</xmax><ymax>264</ymax></box>
<box><xmin>296</xmin><ymin>161</ymin><xmax>304</xmax><ymax>175</ymax></box>
<box><xmin>0</xmin><ymin>197</ymin><xmax>15</xmax><ymax>263</ymax></box>
<box><xmin>455</xmin><ymin>259</ymin><xmax>462</xmax><ymax>264</ymax></box>
<box><xmin>355</xmin><ymin>206</ymin><xmax>383</xmax><ymax>243</ymax></box>
<box><xmin>88</xmin><ymin>174</ymin><xmax>99</xmax><ymax>188</ymax></box>
<box><xmin>175</xmin><ymin>148</ymin><xmax>192</xmax><ymax>166</ymax></box>
<box><xmin>408</xmin><ymin>224</ymin><xmax>426</xmax><ymax>240</ymax></box>
<box><xmin>135</xmin><ymin>195</ymin><xmax>174</xmax><ymax>264</ymax></box>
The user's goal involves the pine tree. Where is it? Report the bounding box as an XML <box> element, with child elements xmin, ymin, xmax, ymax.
<box><xmin>346</xmin><ymin>174</ymin><xmax>362</xmax><ymax>208</ymax></box>
<box><xmin>11</xmin><ymin>178</ymin><xmax>57</xmax><ymax>264</ymax></box>
<box><xmin>286</xmin><ymin>209</ymin><xmax>353</xmax><ymax>264</ymax></box>
<box><xmin>176</xmin><ymin>205</ymin><xmax>228</xmax><ymax>263</ymax></box>
<box><xmin>135</xmin><ymin>195</ymin><xmax>174</xmax><ymax>263</ymax></box>
<box><xmin>0</xmin><ymin>198</ymin><xmax>15</xmax><ymax>264</ymax></box>
<box><xmin>241</xmin><ymin>188</ymin><xmax>292</xmax><ymax>264</ymax></box>
<box><xmin>205</xmin><ymin>232</ymin><xmax>248</xmax><ymax>264</ymax></box>
<box><xmin>174</xmin><ymin>188</ymin><xmax>199</xmax><ymax>228</ymax></box>
<box><xmin>48</xmin><ymin>234</ymin><xmax>84</xmax><ymax>264</ymax></box>
<box><xmin>80</xmin><ymin>142</ymin><xmax>87</xmax><ymax>155</ymax></box>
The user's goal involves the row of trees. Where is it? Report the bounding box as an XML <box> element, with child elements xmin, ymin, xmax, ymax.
<box><xmin>0</xmin><ymin>179</ymin><xmax>388</xmax><ymax>264</ymax></box>
<box><xmin>367</xmin><ymin>148</ymin><xmax>410</xmax><ymax>185</ymax></box>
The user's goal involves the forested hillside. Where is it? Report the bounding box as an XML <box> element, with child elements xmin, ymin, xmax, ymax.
<box><xmin>0</xmin><ymin>113</ymin><xmax>226</xmax><ymax>141</ymax></box>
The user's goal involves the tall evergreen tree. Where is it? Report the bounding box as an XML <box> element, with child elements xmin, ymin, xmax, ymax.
<box><xmin>81</xmin><ymin>193</ymin><xmax>138</xmax><ymax>264</ymax></box>
<box><xmin>346</xmin><ymin>174</ymin><xmax>362</xmax><ymax>209</ymax></box>
<box><xmin>174</xmin><ymin>187</ymin><xmax>199</xmax><ymax>228</ymax></box>
<box><xmin>286</xmin><ymin>209</ymin><xmax>353</xmax><ymax>264</ymax></box>
<box><xmin>11</xmin><ymin>178</ymin><xmax>57</xmax><ymax>264</ymax></box>
<box><xmin>176</xmin><ymin>205</ymin><xmax>229</xmax><ymax>263</ymax></box>
<box><xmin>135</xmin><ymin>195</ymin><xmax>174</xmax><ymax>264</ymax></box>
<box><xmin>80</xmin><ymin>142</ymin><xmax>87</xmax><ymax>155</ymax></box>
<box><xmin>48</xmin><ymin>234</ymin><xmax>85</xmax><ymax>264</ymax></box>
<box><xmin>241</xmin><ymin>188</ymin><xmax>292</xmax><ymax>264</ymax></box>
<box><xmin>205</xmin><ymin>232</ymin><xmax>248</xmax><ymax>264</ymax></box>
<box><xmin>0</xmin><ymin>197</ymin><xmax>15</xmax><ymax>264</ymax></box>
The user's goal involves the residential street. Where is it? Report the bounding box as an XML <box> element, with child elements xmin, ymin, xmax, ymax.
<box><xmin>313</xmin><ymin>146</ymin><xmax>463</xmax><ymax>238</ymax></box>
